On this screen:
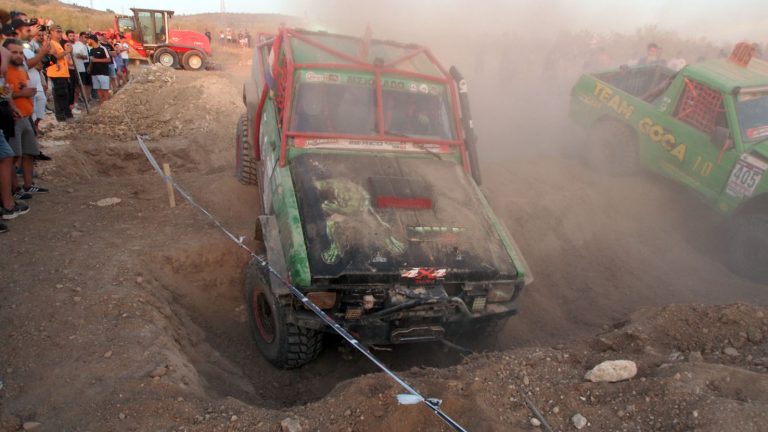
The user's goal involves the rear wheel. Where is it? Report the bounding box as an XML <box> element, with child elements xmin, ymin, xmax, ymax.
<box><xmin>236</xmin><ymin>113</ymin><xmax>259</xmax><ymax>185</ymax></box>
<box><xmin>244</xmin><ymin>259</ymin><xmax>323</xmax><ymax>368</ymax></box>
<box><xmin>587</xmin><ymin>120</ymin><xmax>639</xmax><ymax>175</ymax></box>
<box><xmin>153</xmin><ymin>48</ymin><xmax>179</xmax><ymax>68</ymax></box>
<box><xmin>727</xmin><ymin>212</ymin><xmax>768</xmax><ymax>283</ymax></box>
<box><xmin>181</xmin><ymin>50</ymin><xmax>206</xmax><ymax>71</ymax></box>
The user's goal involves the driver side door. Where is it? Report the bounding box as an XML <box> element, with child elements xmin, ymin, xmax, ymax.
<box><xmin>656</xmin><ymin>77</ymin><xmax>740</xmax><ymax>200</ymax></box>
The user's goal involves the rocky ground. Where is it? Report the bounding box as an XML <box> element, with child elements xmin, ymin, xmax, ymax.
<box><xmin>0</xmin><ymin>51</ymin><xmax>767</xmax><ymax>432</ymax></box>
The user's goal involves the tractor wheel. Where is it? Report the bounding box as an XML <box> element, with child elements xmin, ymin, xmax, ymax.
<box><xmin>236</xmin><ymin>113</ymin><xmax>259</xmax><ymax>186</ymax></box>
<box><xmin>181</xmin><ymin>50</ymin><xmax>206</xmax><ymax>71</ymax></box>
<box><xmin>154</xmin><ymin>48</ymin><xmax>179</xmax><ymax>68</ymax></box>
<box><xmin>727</xmin><ymin>212</ymin><xmax>768</xmax><ymax>283</ymax></box>
<box><xmin>244</xmin><ymin>259</ymin><xmax>323</xmax><ymax>368</ymax></box>
<box><xmin>587</xmin><ymin>120</ymin><xmax>639</xmax><ymax>175</ymax></box>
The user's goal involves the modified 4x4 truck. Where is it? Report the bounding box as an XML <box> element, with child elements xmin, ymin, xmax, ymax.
<box><xmin>571</xmin><ymin>43</ymin><xmax>768</xmax><ymax>281</ymax></box>
<box><xmin>235</xmin><ymin>28</ymin><xmax>532</xmax><ymax>368</ymax></box>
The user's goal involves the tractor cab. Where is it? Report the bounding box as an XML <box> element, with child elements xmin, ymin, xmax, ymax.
<box><xmin>118</xmin><ymin>8</ymin><xmax>172</xmax><ymax>47</ymax></box>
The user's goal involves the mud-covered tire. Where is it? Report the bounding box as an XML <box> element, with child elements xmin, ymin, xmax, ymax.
<box><xmin>244</xmin><ymin>259</ymin><xmax>323</xmax><ymax>368</ymax></box>
<box><xmin>587</xmin><ymin>120</ymin><xmax>639</xmax><ymax>175</ymax></box>
<box><xmin>153</xmin><ymin>48</ymin><xmax>179</xmax><ymax>68</ymax></box>
<box><xmin>181</xmin><ymin>50</ymin><xmax>206</xmax><ymax>71</ymax></box>
<box><xmin>727</xmin><ymin>213</ymin><xmax>768</xmax><ymax>283</ymax></box>
<box><xmin>236</xmin><ymin>113</ymin><xmax>259</xmax><ymax>185</ymax></box>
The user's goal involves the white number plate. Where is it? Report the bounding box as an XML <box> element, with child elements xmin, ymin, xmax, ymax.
<box><xmin>726</xmin><ymin>154</ymin><xmax>768</xmax><ymax>198</ymax></box>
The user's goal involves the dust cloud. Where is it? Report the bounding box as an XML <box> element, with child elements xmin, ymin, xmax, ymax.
<box><xmin>258</xmin><ymin>0</ymin><xmax>768</xmax><ymax>343</ymax></box>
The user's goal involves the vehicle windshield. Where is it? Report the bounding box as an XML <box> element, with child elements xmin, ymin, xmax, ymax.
<box><xmin>736</xmin><ymin>92</ymin><xmax>768</xmax><ymax>142</ymax></box>
<box><xmin>118</xmin><ymin>16</ymin><xmax>136</xmax><ymax>33</ymax></box>
<box><xmin>290</xmin><ymin>75</ymin><xmax>455</xmax><ymax>140</ymax></box>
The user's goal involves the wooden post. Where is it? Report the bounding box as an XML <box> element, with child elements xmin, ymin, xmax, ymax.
<box><xmin>163</xmin><ymin>163</ymin><xmax>176</xmax><ymax>208</ymax></box>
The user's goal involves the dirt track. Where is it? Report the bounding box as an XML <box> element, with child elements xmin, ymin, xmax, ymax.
<box><xmin>1</xmin><ymin>55</ymin><xmax>767</xmax><ymax>431</ymax></box>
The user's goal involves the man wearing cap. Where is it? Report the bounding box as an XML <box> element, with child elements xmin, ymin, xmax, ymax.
<box><xmin>13</xmin><ymin>19</ymin><xmax>50</xmax><ymax>136</ymax></box>
<box><xmin>47</xmin><ymin>24</ymin><xmax>73</xmax><ymax>122</ymax></box>
<box><xmin>87</xmin><ymin>35</ymin><xmax>110</xmax><ymax>102</ymax></box>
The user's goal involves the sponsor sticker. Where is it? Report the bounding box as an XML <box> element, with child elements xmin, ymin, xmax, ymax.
<box><xmin>306</xmin><ymin>71</ymin><xmax>324</xmax><ymax>82</ymax></box>
<box><xmin>746</xmin><ymin>126</ymin><xmax>768</xmax><ymax>140</ymax></box>
<box><xmin>400</xmin><ymin>267</ymin><xmax>447</xmax><ymax>283</ymax></box>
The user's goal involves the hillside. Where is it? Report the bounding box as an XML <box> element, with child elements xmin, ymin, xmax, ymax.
<box><xmin>0</xmin><ymin>0</ymin><xmax>112</xmax><ymax>31</ymax></box>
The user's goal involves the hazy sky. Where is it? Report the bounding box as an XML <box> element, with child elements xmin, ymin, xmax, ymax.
<box><xmin>72</xmin><ymin>0</ymin><xmax>765</xmax><ymax>42</ymax></box>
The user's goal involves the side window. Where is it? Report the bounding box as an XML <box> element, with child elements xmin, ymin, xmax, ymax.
<box><xmin>674</xmin><ymin>78</ymin><xmax>725</xmax><ymax>133</ymax></box>
<box><xmin>137</xmin><ymin>12</ymin><xmax>154</xmax><ymax>45</ymax></box>
<box><xmin>154</xmin><ymin>13</ymin><xmax>166</xmax><ymax>42</ymax></box>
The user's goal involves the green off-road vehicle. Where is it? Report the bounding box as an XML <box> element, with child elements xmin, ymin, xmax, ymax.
<box><xmin>235</xmin><ymin>28</ymin><xmax>532</xmax><ymax>368</ymax></box>
<box><xmin>571</xmin><ymin>44</ymin><xmax>768</xmax><ymax>282</ymax></box>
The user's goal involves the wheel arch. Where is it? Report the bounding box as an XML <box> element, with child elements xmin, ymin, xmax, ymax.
<box><xmin>732</xmin><ymin>192</ymin><xmax>768</xmax><ymax>217</ymax></box>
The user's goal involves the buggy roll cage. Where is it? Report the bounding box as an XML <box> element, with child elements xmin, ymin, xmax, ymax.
<box><xmin>252</xmin><ymin>28</ymin><xmax>470</xmax><ymax>173</ymax></box>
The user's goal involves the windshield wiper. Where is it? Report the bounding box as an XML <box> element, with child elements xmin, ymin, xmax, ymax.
<box><xmin>382</xmin><ymin>130</ymin><xmax>443</xmax><ymax>160</ymax></box>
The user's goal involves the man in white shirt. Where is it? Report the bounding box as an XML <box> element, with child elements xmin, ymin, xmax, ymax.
<box><xmin>117</xmin><ymin>37</ymin><xmax>130</xmax><ymax>82</ymax></box>
<box><xmin>72</xmin><ymin>32</ymin><xmax>91</xmax><ymax>104</ymax></box>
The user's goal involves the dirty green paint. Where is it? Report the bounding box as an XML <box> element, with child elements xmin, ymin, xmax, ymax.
<box><xmin>571</xmin><ymin>58</ymin><xmax>768</xmax><ymax>216</ymax></box>
<box><xmin>269</xmin><ymin>164</ymin><xmax>312</xmax><ymax>287</ymax></box>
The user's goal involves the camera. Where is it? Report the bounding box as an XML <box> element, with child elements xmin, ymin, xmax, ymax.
<box><xmin>40</xmin><ymin>54</ymin><xmax>57</xmax><ymax>69</ymax></box>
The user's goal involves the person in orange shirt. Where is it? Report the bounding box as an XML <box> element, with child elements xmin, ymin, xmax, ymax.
<box><xmin>4</xmin><ymin>38</ymin><xmax>48</xmax><ymax>197</ymax></box>
<box><xmin>0</xmin><ymin>34</ymin><xmax>30</xmax><ymax>227</ymax></box>
<box><xmin>46</xmin><ymin>25</ymin><xmax>73</xmax><ymax>122</ymax></box>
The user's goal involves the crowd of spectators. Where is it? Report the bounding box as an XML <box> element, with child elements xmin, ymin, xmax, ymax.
<box><xmin>217</xmin><ymin>28</ymin><xmax>252</xmax><ymax>48</ymax></box>
<box><xmin>0</xmin><ymin>9</ymin><xmax>131</xmax><ymax>233</ymax></box>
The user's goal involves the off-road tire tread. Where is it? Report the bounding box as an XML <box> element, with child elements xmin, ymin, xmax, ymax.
<box><xmin>283</xmin><ymin>325</ymin><xmax>323</xmax><ymax>368</ymax></box>
<box><xmin>244</xmin><ymin>259</ymin><xmax>323</xmax><ymax>369</ymax></box>
<box><xmin>236</xmin><ymin>113</ymin><xmax>259</xmax><ymax>185</ymax></box>
<box><xmin>588</xmin><ymin>119</ymin><xmax>639</xmax><ymax>175</ymax></box>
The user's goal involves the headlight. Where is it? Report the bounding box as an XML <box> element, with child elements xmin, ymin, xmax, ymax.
<box><xmin>487</xmin><ymin>285</ymin><xmax>515</xmax><ymax>303</ymax></box>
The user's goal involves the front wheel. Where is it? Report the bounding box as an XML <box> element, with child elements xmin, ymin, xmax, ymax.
<box><xmin>235</xmin><ymin>113</ymin><xmax>259</xmax><ymax>185</ymax></box>
<box><xmin>727</xmin><ymin>213</ymin><xmax>768</xmax><ymax>283</ymax></box>
<box><xmin>244</xmin><ymin>259</ymin><xmax>323</xmax><ymax>368</ymax></box>
<box><xmin>153</xmin><ymin>48</ymin><xmax>179</xmax><ymax>68</ymax></box>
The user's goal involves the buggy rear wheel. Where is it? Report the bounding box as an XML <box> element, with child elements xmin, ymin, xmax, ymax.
<box><xmin>236</xmin><ymin>113</ymin><xmax>259</xmax><ymax>185</ymax></box>
<box><xmin>727</xmin><ymin>212</ymin><xmax>768</xmax><ymax>283</ymax></box>
<box><xmin>244</xmin><ymin>259</ymin><xmax>323</xmax><ymax>368</ymax></box>
<box><xmin>587</xmin><ymin>119</ymin><xmax>639</xmax><ymax>175</ymax></box>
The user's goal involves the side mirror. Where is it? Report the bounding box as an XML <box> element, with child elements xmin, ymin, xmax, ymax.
<box><xmin>712</xmin><ymin>126</ymin><xmax>732</xmax><ymax>151</ymax></box>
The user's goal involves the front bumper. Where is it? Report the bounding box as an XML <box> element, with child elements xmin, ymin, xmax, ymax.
<box><xmin>285</xmin><ymin>283</ymin><xmax>521</xmax><ymax>345</ymax></box>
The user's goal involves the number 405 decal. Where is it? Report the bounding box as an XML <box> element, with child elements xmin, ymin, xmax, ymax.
<box><xmin>726</xmin><ymin>154</ymin><xmax>768</xmax><ymax>198</ymax></box>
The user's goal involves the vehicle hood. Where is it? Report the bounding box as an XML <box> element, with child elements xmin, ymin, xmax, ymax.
<box><xmin>290</xmin><ymin>152</ymin><xmax>518</xmax><ymax>284</ymax></box>
<box><xmin>168</xmin><ymin>30</ymin><xmax>212</xmax><ymax>55</ymax></box>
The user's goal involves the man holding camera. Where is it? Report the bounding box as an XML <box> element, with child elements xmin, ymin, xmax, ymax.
<box><xmin>46</xmin><ymin>24</ymin><xmax>72</xmax><ymax>122</ymax></box>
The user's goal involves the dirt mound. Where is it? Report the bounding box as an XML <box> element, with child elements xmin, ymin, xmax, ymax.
<box><xmin>158</xmin><ymin>302</ymin><xmax>766</xmax><ymax>432</ymax></box>
<box><xmin>37</xmin><ymin>65</ymin><xmax>245</xmax><ymax>181</ymax></box>
<box><xmin>79</xmin><ymin>64</ymin><xmax>243</xmax><ymax>141</ymax></box>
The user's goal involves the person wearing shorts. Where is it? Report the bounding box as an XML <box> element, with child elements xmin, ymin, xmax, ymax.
<box><xmin>4</xmin><ymin>38</ymin><xmax>48</xmax><ymax>198</ymax></box>
<box><xmin>87</xmin><ymin>35</ymin><xmax>111</xmax><ymax>102</ymax></box>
